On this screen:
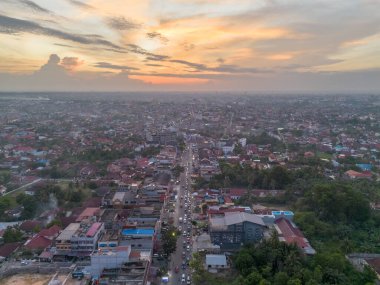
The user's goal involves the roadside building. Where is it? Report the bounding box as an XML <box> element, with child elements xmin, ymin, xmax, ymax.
<box><xmin>209</xmin><ymin>212</ymin><xmax>266</xmax><ymax>249</ymax></box>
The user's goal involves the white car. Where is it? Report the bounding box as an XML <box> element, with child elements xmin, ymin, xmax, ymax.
<box><xmin>181</xmin><ymin>274</ymin><xmax>186</xmax><ymax>282</ymax></box>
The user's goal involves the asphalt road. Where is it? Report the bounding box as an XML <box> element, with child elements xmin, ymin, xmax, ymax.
<box><xmin>167</xmin><ymin>145</ymin><xmax>194</xmax><ymax>285</ymax></box>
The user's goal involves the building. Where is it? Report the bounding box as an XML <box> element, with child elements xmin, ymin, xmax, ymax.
<box><xmin>274</xmin><ymin>218</ymin><xmax>316</xmax><ymax>255</ymax></box>
<box><xmin>87</xmin><ymin>246</ymin><xmax>131</xmax><ymax>276</ymax></box>
<box><xmin>209</xmin><ymin>212</ymin><xmax>266</xmax><ymax>249</ymax></box>
<box><xmin>55</xmin><ymin>221</ymin><xmax>104</xmax><ymax>258</ymax></box>
<box><xmin>205</xmin><ymin>254</ymin><xmax>228</xmax><ymax>270</ymax></box>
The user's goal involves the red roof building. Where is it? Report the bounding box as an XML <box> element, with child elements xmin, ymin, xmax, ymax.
<box><xmin>24</xmin><ymin>235</ymin><xmax>52</xmax><ymax>250</ymax></box>
<box><xmin>0</xmin><ymin>242</ymin><xmax>22</xmax><ymax>258</ymax></box>
<box><xmin>274</xmin><ymin>218</ymin><xmax>316</xmax><ymax>255</ymax></box>
<box><xmin>38</xmin><ymin>225</ymin><xmax>61</xmax><ymax>239</ymax></box>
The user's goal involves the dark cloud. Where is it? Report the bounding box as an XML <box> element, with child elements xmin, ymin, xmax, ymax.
<box><xmin>127</xmin><ymin>44</ymin><xmax>169</xmax><ymax>61</ymax></box>
<box><xmin>208</xmin><ymin>64</ymin><xmax>269</xmax><ymax>74</ymax></box>
<box><xmin>94</xmin><ymin>62</ymin><xmax>139</xmax><ymax>71</ymax></box>
<box><xmin>18</xmin><ymin>0</ymin><xmax>51</xmax><ymax>13</ymax></box>
<box><xmin>169</xmin><ymin>59</ymin><xmax>206</xmax><ymax>70</ymax></box>
<box><xmin>67</xmin><ymin>0</ymin><xmax>94</xmax><ymax>10</ymax></box>
<box><xmin>54</xmin><ymin>43</ymin><xmax>75</xmax><ymax>48</ymax></box>
<box><xmin>0</xmin><ymin>14</ymin><xmax>123</xmax><ymax>50</ymax></box>
<box><xmin>37</xmin><ymin>54</ymin><xmax>66</xmax><ymax>76</ymax></box>
<box><xmin>146</xmin><ymin>63</ymin><xmax>165</xmax><ymax>67</ymax></box>
<box><xmin>106</xmin><ymin>16</ymin><xmax>140</xmax><ymax>30</ymax></box>
<box><xmin>146</xmin><ymin>31</ymin><xmax>168</xmax><ymax>43</ymax></box>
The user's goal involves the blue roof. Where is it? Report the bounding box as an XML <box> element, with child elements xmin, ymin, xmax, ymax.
<box><xmin>122</xmin><ymin>228</ymin><xmax>154</xmax><ymax>236</ymax></box>
<box><xmin>356</xmin><ymin>164</ymin><xmax>372</xmax><ymax>171</ymax></box>
<box><xmin>272</xmin><ymin>211</ymin><xmax>294</xmax><ymax>216</ymax></box>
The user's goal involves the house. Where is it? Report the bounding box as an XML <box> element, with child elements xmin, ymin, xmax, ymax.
<box><xmin>227</xmin><ymin>188</ymin><xmax>247</xmax><ymax>200</ymax></box>
<box><xmin>24</xmin><ymin>235</ymin><xmax>52</xmax><ymax>251</ymax></box>
<box><xmin>38</xmin><ymin>225</ymin><xmax>61</xmax><ymax>239</ymax></box>
<box><xmin>274</xmin><ymin>218</ymin><xmax>316</xmax><ymax>255</ymax></box>
<box><xmin>76</xmin><ymin>207</ymin><xmax>101</xmax><ymax>222</ymax></box>
<box><xmin>205</xmin><ymin>254</ymin><xmax>228</xmax><ymax>270</ymax></box>
<box><xmin>19</xmin><ymin>220</ymin><xmax>42</xmax><ymax>233</ymax></box>
<box><xmin>0</xmin><ymin>242</ymin><xmax>22</xmax><ymax>260</ymax></box>
<box><xmin>345</xmin><ymin>170</ymin><xmax>372</xmax><ymax>179</ymax></box>
<box><xmin>364</xmin><ymin>258</ymin><xmax>380</xmax><ymax>280</ymax></box>
<box><xmin>209</xmin><ymin>212</ymin><xmax>266</xmax><ymax>249</ymax></box>
<box><xmin>112</xmin><ymin>192</ymin><xmax>127</xmax><ymax>207</ymax></box>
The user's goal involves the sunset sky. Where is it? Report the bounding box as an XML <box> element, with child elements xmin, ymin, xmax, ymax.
<box><xmin>1</xmin><ymin>0</ymin><xmax>380</xmax><ymax>92</ymax></box>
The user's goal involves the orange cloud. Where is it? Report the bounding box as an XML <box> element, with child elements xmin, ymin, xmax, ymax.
<box><xmin>130</xmin><ymin>75</ymin><xmax>209</xmax><ymax>85</ymax></box>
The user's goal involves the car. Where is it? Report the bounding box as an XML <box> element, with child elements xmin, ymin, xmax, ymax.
<box><xmin>182</xmin><ymin>263</ymin><xmax>186</xmax><ymax>269</ymax></box>
<box><xmin>186</xmin><ymin>245</ymin><xmax>190</xmax><ymax>251</ymax></box>
<box><xmin>175</xmin><ymin>266</ymin><xmax>179</xmax><ymax>273</ymax></box>
<box><xmin>182</xmin><ymin>251</ymin><xmax>186</xmax><ymax>257</ymax></box>
<box><xmin>181</xmin><ymin>273</ymin><xmax>186</xmax><ymax>282</ymax></box>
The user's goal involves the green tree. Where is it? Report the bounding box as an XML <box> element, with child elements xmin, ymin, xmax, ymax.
<box><xmin>235</xmin><ymin>251</ymin><xmax>255</xmax><ymax>276</ymax></box>
<box><xmin>3</xmin><ymin>227</ymin><xmax>23</xmax><ymax>243</ymax></box>
<box><xmin>274</xmin><ymin>272</ymin><xmax>289</xmax><ymax>285</ymax></box>
<box><xmin>161</xmin><ymin>225</ymin><xmax>179</xmax><ymax>256</ymax></box>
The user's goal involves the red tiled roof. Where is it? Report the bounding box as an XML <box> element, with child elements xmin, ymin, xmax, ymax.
<box><xmin>38</xmin><ymin>225</ymin><xmax>61</xmax><ymax>238</ymax></box>
<box><xmin>25</xmin><ymin>235</ymin><xmax>52</xmax><ymax>250</ymax></box>
<box><xmin>275</xmin><ymin>218</ymin><xmax>308</xmax><ymax>249</ymax></box>
<box><xmin>0</xmin><ymin>242</ymin><xmax>22</xmax><ymax>258</ymax></box>
<box><xmin>76</xmin><ymin>207</ymin><xmax>100</xmax><ymax>222</ymax></box>
<box><xmin>229</xmin><ymin>188</ymin><xmax>247</xmax><ymax>197</ymax></box>
<box><xmin>20</xmin><ymin>220</ymin><xmax>42</xmax><ymax>232</ymax></box>
<box><xmin>365</xmin><ymin>258</ymin><xmax>380</xmax><ymax>275</ymax></box>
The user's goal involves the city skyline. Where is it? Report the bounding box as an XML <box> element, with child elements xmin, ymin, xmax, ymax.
<box><xmin>1</xmin><ymin>0</ymin><xmax>380</xmax><ymax>92</ymax></box>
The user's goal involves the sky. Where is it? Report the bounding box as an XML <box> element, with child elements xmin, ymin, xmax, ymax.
<box><xmin>0</xmin><ymin>0</ymin><xmax>380</xmax><ymax>92</ymax></box>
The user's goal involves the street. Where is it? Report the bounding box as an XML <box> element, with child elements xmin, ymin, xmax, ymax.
<box><xmin>167</xmin><ymin>144</ymin><xmax>194</xmax><ymax>285</ymax></box>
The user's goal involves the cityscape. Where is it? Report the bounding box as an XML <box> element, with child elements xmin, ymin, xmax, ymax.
<box><xmin>1</xmin><ymin>0</ymin><xmax>380</xmax><ymax>285</ymax></box>
<box><xmin>0</xmin><ymin>93</ymin><xmax>379</xmax><ymax>285</ymax></box>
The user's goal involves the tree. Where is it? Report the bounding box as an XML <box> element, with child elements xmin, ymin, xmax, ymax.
<box><xmin>161</xmin><ymin>225</ymin><xmax>179</xmax><ymax>256</ymax></box>
<box><xmin>286</xmin><ymin>279</ymin><xmax>302</xmax><ymax>285</ymax></box>
<box><xmin>274</xmin><ymin>272</ymin><xmax>289</xmax><ymax>285</ymax></box>
<box><xmin>172</xmin><ymin>165</ymin><xmax>185</xmax><ymax>178</ymax></box>
<box><xmin>3</xmin><ymin>227</ymin><xmax>23</xmax><ymax>243</ymax></box>
<box><xmin>0</xmin><ymin>196</ymin><xmax>12</xmax><ymax>215</ymax></box>
<box><xmin>235</xmin><ymin>251</ymin><xmax>255</xmax><ymax>276</ymax></box>
<box><xmin>190</xmin><ymin>252</ymin><xmax>207</xmax><ymax>285</ymax></box>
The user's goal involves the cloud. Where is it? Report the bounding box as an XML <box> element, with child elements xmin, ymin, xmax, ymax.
<box><xmin>66</xmin><ymin>0</ymin><xmax>94</xmax><ymax>10</ymax></box>
<box><xmin>0</xmin><ymin>14</ymin><xmax>123</xmax><ymax>50</ymax></box>
<box><xmin>169</xmin><ymin>59</ymin><xmax>206</xmax><ymax>70</ymax></box>
<box><xmin>146</xmin><ymin>63</ymin><xmax>165</xmax><ymax>67</ymax></box>
<box><xmin>18</xmin><ymin>0</ymin><xmax>51</xmax><ymax>14</ymax></box>
<box><xmin>61</xmin><ymin>57</ymin><xmax>83</xmax><ymax>70</ymax></box>
<box><xmin>0</xmin><ymin>54</ymin><xmax>150</xmax><ymax>91</ymax></box>
<box><xmin>146</xmin><ymin>31</ymin><xmax>169</xmax><ymax>43</ymax></box>
<box><xmin>94</xmin><ymin>62</ymin><xmax>139</xmax><ymax>71</ymax></box>
<box><xmin>106</xmin><ymin>16</ymin><xmax>140</xmax><ymax>30</ymax></box>
<box><xmin>127</xmin><ymin>44</ymin><xmax>169</xmax><ymax>60</ymax></box>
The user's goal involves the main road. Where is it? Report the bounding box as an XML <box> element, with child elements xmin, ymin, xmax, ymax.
<box><xmin>167</xmin><ymin>144</ymin><xmax>193</xmax><ymax>285</ymax></box>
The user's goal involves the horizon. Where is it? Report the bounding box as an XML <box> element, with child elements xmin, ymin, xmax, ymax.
<box><xmin>1</xmin><ymin>0</ymin><xmax>380</xmax><ymax>92</ymax></box>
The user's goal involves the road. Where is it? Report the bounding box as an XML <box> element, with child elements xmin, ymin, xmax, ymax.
<box><xmin>3</xmin><ymin>178</ymin><xmax>74</xmax><ymax>197</ymax></box>
<box><xmin>167</xmin><ymin>144</ymin><xmax>194</xmax><ymax>285</ymax></box>
<box><xmin>3</xmin><ymin>178</ymin><xmax>42</xmax><ymax>196</ymax></box>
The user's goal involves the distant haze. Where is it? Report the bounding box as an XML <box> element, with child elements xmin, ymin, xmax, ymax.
<box><xmin>0</xmin><ymin>0</ymin><xmax>380</xmax><ymax>92</ymax></box>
